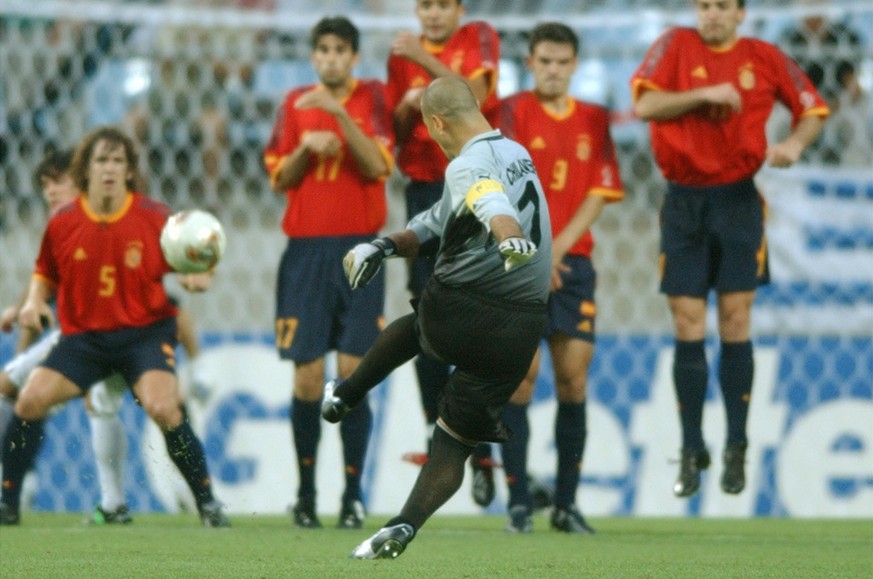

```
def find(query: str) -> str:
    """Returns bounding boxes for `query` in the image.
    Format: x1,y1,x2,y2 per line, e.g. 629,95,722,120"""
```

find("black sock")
1,418,44,510
340,398,372,504
500,402,531,508
719,340,753,446
674,340,708,451
415,352,448,425
163,411,214,507
554,401,585,509
394,425,473,530
291,397,321,502
335,313,421,408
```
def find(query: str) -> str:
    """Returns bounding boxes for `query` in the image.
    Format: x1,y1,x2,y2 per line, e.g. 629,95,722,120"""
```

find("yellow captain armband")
465,179,504,211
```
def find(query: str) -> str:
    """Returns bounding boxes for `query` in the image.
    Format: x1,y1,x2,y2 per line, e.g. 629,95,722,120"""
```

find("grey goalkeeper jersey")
407,129,552,304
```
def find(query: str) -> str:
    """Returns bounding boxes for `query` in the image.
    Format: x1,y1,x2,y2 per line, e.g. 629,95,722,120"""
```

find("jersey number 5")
99,266,116,297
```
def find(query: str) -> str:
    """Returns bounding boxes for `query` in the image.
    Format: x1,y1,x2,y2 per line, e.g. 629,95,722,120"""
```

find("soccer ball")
160,209,227,273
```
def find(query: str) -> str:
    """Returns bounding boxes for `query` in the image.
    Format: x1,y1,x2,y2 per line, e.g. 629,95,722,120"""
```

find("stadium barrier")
3,331,870,518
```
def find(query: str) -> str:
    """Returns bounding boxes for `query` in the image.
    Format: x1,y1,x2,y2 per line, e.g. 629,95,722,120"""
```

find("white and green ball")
160,209,227,273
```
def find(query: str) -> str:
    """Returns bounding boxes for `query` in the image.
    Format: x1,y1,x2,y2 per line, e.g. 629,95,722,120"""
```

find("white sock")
89,414,127,511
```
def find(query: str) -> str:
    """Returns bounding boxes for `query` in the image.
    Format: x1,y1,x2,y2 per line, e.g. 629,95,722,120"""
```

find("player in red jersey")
631,0,828,498
263,16,393,530
386,0,500,183
0,126,229,527
386,0,501,507
498,23,624,534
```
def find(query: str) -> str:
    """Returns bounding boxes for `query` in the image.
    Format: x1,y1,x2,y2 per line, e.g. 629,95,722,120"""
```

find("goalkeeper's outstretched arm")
343,229,422,290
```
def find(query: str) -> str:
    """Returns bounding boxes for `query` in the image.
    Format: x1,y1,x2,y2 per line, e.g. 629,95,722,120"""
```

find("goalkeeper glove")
343,237,396,289
498,237,537,271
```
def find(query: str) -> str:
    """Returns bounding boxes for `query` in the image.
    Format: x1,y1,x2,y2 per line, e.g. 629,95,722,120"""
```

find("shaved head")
421,76,480,121
420,76,493,159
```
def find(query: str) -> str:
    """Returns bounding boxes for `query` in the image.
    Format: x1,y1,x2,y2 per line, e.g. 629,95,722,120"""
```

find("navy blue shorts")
275,236,385,362
405,181,443,296
417,278,547,443
41,317,178,392
660,178,770,297
547,255,596,343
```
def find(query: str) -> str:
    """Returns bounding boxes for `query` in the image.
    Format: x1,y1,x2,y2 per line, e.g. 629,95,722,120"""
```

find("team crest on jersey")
739,64,755,90
579,300,596,317
74,247,87,261
692,65,708,79
576,135,591,161
124,241,144,269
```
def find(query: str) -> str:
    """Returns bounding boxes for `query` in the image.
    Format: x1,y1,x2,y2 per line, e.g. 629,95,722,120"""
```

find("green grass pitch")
1,513,870,578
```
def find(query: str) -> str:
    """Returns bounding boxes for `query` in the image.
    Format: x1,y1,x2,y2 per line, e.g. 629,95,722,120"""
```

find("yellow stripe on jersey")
589,186,625,203
465,179,505,211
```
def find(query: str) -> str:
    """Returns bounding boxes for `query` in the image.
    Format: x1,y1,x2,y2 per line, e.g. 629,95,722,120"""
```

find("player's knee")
293,379,324,401
669,299,706,339
141,399,183,430
0,372,19,399
510,377,535,404
293,359,326,401
718,309,751,340
14,392,49,421
672,313,705,339
556,377,587,403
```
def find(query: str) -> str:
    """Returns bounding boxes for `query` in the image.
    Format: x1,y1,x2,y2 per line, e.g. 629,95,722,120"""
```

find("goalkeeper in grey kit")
322,76,552,560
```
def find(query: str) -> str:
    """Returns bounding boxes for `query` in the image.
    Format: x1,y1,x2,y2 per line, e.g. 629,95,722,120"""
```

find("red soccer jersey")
33,193,177,335
386,21,500,182
630,27,829,186
264,79,393,238
500,92,624,257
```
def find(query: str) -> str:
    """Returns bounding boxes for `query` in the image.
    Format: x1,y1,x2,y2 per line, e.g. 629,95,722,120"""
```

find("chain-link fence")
3,1,870,336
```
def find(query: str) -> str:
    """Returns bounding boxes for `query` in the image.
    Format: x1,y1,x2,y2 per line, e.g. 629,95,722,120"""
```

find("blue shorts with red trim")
660,178,770,297
547,254,596,343
275,236,384,362
42,317,177,392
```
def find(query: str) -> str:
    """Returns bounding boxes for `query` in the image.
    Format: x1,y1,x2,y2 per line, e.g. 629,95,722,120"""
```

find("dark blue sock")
500,402,531,508
1,418,44,510
340,397,372,504
673,340,708,451
291,397,321,502
163,410,215,507
719,340,753,446
554,402,585,509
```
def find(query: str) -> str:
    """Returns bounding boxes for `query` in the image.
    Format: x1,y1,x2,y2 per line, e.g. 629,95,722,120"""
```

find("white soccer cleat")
321,379,350,423
349,523,415,560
